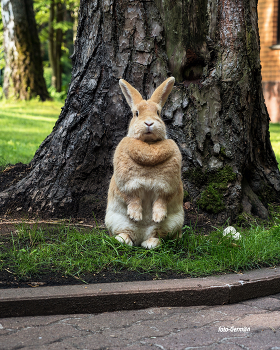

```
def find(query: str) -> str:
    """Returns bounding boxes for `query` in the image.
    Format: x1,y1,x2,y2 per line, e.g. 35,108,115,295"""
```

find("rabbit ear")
119,79,143,109
149,77,175,108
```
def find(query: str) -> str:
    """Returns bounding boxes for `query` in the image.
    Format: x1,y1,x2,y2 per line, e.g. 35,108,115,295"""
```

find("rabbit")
105,77,184,249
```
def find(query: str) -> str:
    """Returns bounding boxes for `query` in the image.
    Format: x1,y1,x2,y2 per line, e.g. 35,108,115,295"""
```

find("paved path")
1,293,280,349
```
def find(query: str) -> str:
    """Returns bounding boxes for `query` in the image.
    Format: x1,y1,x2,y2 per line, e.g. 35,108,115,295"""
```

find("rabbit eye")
157,110,160,116
135,111,139,117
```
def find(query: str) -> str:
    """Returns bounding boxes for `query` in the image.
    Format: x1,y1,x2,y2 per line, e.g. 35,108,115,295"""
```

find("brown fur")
105,77,184,248
114,137,182,192
126,138,175,166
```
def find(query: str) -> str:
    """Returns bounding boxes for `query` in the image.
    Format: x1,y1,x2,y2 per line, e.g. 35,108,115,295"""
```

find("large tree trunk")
0,0,49,100
0,0,279,224
155,0,280,221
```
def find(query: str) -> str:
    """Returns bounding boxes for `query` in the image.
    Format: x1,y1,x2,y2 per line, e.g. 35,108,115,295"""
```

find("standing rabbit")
105,77,184,249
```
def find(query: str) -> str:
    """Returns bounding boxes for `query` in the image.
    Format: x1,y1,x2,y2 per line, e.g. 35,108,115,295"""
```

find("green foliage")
43,66,52,88
33,0,79,94
43,66,68,100
0,100,62,165
61,52,73,89
34,0,79,38
48,86,67,101
0,1,79,93
0,9,4,86
53,20,73,31
0,8,3,48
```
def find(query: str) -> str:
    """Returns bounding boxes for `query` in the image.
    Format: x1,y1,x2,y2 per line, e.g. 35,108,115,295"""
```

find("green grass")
0,100,62,166
1,207,280,279
270,123,280,166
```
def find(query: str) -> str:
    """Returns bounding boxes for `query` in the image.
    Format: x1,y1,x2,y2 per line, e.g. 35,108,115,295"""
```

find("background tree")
48,0,72,92
0,0,49,100
0,0,279,224
34,0,79,94
48,0,62,92
0,9,4,90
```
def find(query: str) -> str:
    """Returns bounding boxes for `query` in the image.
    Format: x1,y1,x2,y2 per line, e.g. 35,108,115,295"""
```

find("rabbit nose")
145,121,154,126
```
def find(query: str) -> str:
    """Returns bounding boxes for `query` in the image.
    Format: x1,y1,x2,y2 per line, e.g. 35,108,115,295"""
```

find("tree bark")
0,0,279,224
156,0,280,222
1,0,49,100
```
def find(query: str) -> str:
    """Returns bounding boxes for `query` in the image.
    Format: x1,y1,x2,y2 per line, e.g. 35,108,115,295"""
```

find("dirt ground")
0,267,210,289
0,163,30,193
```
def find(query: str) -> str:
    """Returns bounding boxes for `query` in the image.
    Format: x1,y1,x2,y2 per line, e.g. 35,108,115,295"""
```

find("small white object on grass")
223,226,241,240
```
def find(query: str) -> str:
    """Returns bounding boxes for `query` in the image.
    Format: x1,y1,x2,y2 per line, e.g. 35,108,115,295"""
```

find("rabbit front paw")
152,199,167,223
127,202,142,221
152,208,167,223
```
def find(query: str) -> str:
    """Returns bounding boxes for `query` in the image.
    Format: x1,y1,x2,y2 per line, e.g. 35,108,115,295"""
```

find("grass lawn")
1,207,280,279
0,100,63,166
270,123,280,166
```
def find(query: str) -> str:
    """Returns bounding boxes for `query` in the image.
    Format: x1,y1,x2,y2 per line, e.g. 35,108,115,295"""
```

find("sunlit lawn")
270,123,280,167
0,100,63,166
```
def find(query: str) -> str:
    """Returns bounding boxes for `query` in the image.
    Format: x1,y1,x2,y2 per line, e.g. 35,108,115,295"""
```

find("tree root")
242,178,268,219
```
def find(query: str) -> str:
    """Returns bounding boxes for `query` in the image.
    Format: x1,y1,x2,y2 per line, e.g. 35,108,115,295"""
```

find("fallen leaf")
28,282,45,287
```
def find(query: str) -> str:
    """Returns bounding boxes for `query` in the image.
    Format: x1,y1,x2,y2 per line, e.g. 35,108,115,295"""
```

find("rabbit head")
119,77,175,142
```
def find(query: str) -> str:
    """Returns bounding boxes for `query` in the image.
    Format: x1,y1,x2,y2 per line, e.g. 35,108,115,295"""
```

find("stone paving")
1,293,280,349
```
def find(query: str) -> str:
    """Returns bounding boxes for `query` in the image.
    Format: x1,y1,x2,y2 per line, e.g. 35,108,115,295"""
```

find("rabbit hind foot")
115,232,134,246
141,237,160,249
